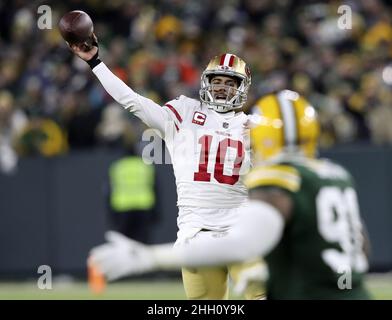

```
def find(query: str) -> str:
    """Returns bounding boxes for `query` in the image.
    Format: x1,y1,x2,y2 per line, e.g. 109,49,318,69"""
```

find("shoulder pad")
245,164,301,192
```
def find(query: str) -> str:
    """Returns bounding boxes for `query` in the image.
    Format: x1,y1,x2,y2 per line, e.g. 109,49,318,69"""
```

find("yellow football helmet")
250,90,320,162
199,53,251,113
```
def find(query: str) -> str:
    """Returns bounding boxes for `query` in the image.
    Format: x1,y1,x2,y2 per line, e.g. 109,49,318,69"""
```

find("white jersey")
93,62,251,230
162,95,251,208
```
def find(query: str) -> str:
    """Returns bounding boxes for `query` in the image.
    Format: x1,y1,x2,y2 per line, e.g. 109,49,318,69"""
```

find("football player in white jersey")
67,35,265,299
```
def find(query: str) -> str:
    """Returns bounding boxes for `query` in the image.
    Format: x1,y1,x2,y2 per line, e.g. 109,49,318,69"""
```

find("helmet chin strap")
207,103,239,114
211,106,233,113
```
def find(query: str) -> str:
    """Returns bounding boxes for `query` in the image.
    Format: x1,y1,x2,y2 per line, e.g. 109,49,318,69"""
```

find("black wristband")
87,51,101,69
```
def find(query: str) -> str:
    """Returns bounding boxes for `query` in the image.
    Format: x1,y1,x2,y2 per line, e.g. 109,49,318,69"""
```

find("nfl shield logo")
223,122,229,129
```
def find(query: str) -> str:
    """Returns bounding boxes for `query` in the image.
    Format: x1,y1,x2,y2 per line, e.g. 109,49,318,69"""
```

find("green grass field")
0,274,391,300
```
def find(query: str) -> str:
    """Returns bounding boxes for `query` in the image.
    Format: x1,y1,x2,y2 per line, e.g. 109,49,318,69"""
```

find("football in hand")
58,10,95,51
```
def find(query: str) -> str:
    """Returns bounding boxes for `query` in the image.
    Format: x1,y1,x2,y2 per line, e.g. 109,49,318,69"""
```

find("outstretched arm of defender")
89,196,286,281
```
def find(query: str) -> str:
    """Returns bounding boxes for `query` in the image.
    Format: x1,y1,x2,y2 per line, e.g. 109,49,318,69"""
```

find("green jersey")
245,157,371,299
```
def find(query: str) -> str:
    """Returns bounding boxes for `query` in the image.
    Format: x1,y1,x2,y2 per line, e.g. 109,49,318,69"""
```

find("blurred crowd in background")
0,0,392,174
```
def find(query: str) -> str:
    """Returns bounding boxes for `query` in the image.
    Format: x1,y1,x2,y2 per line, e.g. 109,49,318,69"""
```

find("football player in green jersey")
241,89,370,299
90,90,371,299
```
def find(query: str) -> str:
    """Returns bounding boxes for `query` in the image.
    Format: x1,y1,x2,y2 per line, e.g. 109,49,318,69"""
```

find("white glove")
233,263,269,297
89,231,157,281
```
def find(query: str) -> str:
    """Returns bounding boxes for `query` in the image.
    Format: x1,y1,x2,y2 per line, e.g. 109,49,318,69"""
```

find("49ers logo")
192,112,207,126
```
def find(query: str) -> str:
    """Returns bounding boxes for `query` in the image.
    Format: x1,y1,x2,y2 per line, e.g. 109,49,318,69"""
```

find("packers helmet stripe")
277,91,298,150
293,98,301,146
271,94,285,147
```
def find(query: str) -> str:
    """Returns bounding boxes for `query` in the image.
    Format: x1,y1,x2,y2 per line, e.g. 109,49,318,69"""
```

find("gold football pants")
181,258,266,300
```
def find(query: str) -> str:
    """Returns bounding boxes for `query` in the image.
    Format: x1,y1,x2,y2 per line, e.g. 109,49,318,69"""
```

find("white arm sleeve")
151,200,285,269
92,62,171,136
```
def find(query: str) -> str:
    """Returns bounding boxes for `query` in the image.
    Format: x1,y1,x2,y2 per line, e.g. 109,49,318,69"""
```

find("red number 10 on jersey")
193,135,244,185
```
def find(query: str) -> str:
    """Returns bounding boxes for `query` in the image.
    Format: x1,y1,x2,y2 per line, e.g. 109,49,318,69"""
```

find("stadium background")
0,0,392,299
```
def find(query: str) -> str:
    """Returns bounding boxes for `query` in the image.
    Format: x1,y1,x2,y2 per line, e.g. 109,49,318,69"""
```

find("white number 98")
316,187,368,273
